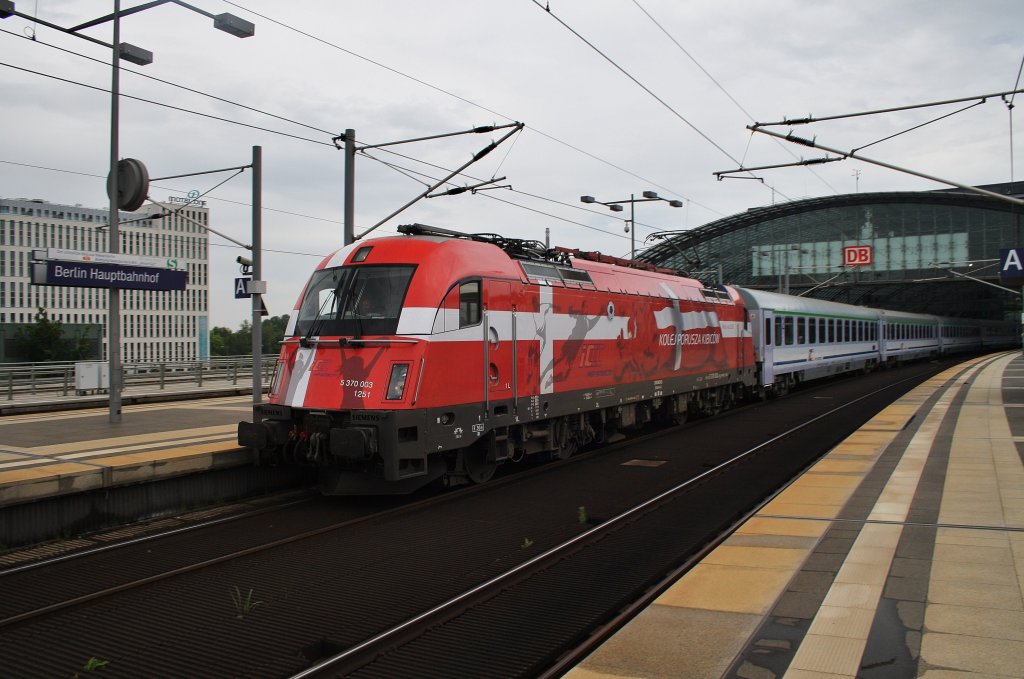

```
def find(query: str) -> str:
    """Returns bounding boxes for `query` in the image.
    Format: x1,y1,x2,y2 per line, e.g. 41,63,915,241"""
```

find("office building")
0,196,210,362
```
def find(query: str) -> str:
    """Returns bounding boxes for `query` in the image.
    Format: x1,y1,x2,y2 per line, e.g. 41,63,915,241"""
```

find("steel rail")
0,493,316,577
536,354,1001,678
0,421,645,629
289,361,961,678
0,486,466,629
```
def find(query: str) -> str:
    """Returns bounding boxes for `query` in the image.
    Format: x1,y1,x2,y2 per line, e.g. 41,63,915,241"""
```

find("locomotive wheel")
462,437,497,484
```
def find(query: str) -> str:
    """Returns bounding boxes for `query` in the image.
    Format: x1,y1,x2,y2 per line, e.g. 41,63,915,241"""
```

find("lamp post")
27,0,252,422
2,3,255,422
580,191,683,259
107,0,127,423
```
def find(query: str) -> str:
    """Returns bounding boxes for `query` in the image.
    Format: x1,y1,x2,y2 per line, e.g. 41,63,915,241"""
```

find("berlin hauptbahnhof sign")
31,248,187,292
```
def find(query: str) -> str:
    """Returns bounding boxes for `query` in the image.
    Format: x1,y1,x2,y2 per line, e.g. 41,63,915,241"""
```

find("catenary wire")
2,7,719,235
0,159,342,232
358,152,631,241
218,1,712,212
0,60,334,147
0,27,336,137
0,46,701,234
630,0,838,195
371,142,678,237
361,149,654,240
1008,52,1024,183
530,0,791,204
2,9,721,231
529,0,735,161
851,100,985,154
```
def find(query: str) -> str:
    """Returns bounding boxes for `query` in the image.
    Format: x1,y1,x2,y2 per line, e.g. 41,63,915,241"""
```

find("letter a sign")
999,248,1024,284
234,277,252,299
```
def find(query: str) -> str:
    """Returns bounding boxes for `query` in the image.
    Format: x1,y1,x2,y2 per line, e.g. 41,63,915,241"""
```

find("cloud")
2,0,1022,329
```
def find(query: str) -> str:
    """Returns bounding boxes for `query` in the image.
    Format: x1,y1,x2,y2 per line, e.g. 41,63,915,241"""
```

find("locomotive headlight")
386,363,410,400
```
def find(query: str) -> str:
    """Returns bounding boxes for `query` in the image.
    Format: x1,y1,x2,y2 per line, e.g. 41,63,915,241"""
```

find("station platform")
0,394,253,507
567,350,1024,679
2,355,1021,677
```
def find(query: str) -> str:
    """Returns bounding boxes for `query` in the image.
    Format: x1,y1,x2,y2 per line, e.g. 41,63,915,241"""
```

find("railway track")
0,361,951,678
295,361,954,678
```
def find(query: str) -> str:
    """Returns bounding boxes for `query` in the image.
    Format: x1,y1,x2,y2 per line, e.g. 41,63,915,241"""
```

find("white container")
75,361,109,392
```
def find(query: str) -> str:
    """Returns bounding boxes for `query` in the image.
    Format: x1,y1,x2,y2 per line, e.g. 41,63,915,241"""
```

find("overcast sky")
2,0,1022,329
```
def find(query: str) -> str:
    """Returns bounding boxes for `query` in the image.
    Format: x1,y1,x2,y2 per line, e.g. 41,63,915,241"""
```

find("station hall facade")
639,182,1024,322
0,197,211,363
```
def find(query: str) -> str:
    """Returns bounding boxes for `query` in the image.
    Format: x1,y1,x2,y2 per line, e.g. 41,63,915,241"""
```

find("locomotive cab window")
293,265,415,337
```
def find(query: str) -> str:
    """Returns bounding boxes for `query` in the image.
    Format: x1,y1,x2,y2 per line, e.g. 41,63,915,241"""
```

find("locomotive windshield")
294,265,415,337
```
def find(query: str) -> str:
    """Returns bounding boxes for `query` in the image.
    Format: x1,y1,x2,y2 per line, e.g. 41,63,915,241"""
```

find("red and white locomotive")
238,224,1020,492
238,224,758,493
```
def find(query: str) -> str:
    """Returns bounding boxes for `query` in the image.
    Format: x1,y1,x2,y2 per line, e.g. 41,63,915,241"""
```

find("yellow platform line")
0,433,238,472
0,395,251,425
782,353,1014,678
565,353,997,679
0,440,250,505
21,424,238,456
919,353,1024,677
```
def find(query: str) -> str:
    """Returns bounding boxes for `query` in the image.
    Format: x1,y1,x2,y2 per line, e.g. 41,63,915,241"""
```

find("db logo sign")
844,245,873,267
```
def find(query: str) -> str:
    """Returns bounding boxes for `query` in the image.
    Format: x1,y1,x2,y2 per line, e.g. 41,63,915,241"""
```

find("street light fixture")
2,1,254,423
579,191,683,259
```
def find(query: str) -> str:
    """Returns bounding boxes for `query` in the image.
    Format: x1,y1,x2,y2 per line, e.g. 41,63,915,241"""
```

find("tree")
261,315,289,354
11,307,94,362
209,315,290,356
209,326,234,356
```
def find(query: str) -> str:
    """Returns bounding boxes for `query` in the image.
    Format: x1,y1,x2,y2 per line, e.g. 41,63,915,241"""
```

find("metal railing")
0,356,277,402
